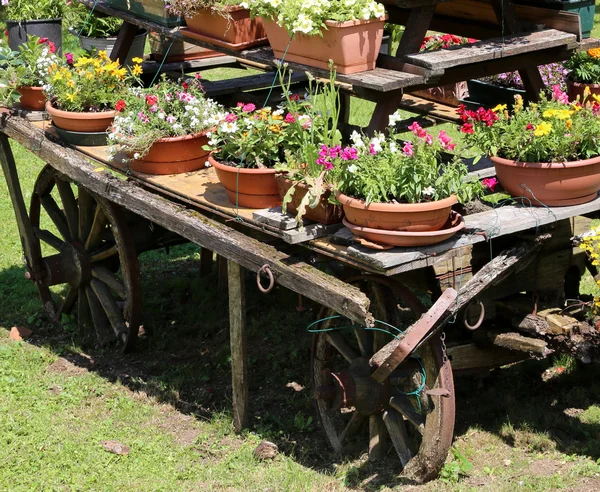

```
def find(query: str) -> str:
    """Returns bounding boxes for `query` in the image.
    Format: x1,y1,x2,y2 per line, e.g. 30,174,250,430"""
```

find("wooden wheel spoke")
91,266,126,299
368,414,388,461
354,327,373,357
40,194,72,242
338,411,367,446
33,227,65,251
90,278,128,342
389,396,425,435
85,205,108,251
78,186,95,244
89,245,118,263
325,331,359,363
383,409,413,468
56,179,79,240
58,286,78,316
85,285,115,346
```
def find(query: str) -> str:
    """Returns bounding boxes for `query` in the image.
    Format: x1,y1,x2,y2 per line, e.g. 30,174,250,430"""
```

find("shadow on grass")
5,243,600,488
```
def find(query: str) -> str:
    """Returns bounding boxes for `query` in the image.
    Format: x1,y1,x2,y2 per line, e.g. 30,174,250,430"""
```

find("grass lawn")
3,13,600,491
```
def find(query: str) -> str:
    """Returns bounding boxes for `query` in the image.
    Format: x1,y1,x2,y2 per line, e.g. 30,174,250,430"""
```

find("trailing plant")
420,33,476,51
243,0,386,36
459,87,600,162
44,50,142,112
565,48,600,84
330,114,483,205
482,63,568,91
2,0,65,20
164,0,243,17
108,74,224,162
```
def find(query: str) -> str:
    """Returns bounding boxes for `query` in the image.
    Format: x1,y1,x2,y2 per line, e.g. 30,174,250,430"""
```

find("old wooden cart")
2,0,600,481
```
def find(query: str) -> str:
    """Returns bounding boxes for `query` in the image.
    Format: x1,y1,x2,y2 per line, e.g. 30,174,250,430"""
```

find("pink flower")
290,94,301,101
482,177,498,192
408,121,422,135
65,53,74,65
137,111,150,123
242,103,256,113
225,113,237,123
149,105,158,113
284,113,295,123
402,142,413,156
166,94,172,102
369,143,377,155
236,102,245,107
552,84,569,104
329,145,341,159
425,134,433,145
341,147,358,160
166,115,176,124
438,130,455,150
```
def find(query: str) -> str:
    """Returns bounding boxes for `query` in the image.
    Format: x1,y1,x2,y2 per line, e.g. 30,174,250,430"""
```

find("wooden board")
404,29,576,70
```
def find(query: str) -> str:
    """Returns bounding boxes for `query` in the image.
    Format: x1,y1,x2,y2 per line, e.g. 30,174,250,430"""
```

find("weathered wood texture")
228,261,248,432
484,331,553,357
252,208,343,244
447,343,529,372
0,116,373,326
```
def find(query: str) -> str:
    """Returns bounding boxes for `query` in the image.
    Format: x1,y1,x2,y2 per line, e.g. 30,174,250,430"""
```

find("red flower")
38,37,49,44
526,123,534,130
145,95,158,106
290,93,301,101
115,100,126,112
460,123,474,134
181,81,189,90
47,41,56,54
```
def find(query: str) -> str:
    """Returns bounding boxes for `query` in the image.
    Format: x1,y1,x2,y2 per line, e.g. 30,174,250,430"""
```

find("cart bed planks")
0,115,373,326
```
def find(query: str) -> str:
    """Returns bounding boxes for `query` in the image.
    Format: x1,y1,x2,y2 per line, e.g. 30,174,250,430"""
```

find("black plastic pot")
6,18,63,54
463,79,528,109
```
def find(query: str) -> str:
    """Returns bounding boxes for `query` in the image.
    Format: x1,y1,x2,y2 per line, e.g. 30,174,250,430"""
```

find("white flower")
133,153,141,159
293,13,314,34
361,8,371,20
205,161,212,168
423,186,436,196
206,131,212,137
220,121,238,133
240,1,249,7
347,164,358,174
389,141,397,153
388,110,402,127
372,3,385,17
344,0,356,5
369,136,384,153
273,109,284,117
350,130,362,145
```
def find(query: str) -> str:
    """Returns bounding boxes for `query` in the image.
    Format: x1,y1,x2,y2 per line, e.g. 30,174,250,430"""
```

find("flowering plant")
44,51,142,112
330,114,483,205
459,87,600,162
164,0,242,17
565,48,600,84
578,225,600,314
108,74,223,161
481,63,568,91
0,46,21,107
13,35,59,87
420,33,476,51
2,0,64,20
243,0,386,36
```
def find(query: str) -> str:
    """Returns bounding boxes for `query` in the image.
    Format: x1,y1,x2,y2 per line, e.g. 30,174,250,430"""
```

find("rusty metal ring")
256,264,274,293
463,300,485,331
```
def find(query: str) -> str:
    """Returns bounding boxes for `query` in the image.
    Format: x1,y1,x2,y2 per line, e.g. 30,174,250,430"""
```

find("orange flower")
268,125,281,133
588,47,600,59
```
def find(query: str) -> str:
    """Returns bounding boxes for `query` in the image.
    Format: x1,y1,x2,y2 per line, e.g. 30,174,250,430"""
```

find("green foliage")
439,446,473,483
245,0,386,36
0,45,22,107
293,411,313,432
66,3,123,38
565,49,600,84
2,0,64,20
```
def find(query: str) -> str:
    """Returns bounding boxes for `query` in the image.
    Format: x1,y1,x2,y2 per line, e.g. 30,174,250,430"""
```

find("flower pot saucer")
343,211,465,249
179,28,268,51
52,124,108,147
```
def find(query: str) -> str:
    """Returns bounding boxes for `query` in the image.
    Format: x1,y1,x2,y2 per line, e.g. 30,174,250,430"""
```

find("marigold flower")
588,47,600,59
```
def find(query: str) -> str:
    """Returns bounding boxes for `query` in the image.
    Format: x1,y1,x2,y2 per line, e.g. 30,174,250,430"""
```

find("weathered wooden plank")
447,343,529,372
228,260,248,431
404,30,576,70
202,71,307,97
142,55,239,75
0,116,373,325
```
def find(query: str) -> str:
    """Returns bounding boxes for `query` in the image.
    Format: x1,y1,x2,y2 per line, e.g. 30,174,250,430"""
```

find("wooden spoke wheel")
28,165,141,351
312,276,455,482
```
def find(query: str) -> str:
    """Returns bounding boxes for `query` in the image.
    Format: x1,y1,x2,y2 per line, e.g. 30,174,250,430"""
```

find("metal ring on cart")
257,264,275,293
463,300,485,331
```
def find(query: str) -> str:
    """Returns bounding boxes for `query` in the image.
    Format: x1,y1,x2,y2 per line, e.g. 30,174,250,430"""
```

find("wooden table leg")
228,260,248,432
366,92,405,135
200,247,213,276
110,21,138,65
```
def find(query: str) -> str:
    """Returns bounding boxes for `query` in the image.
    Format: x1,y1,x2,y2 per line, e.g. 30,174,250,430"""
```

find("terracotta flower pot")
129,131,212,175
209,154,280,209
275,175,343,225
343,211,465,248
491,155,600,206
17,86,46,111
262,16,386,75
183,7,267,49
336,191,458,232
566,79,600,103
46,101,116,132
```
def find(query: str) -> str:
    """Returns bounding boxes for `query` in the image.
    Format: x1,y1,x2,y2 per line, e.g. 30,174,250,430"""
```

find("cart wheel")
312,276,455,482
28,166,141,352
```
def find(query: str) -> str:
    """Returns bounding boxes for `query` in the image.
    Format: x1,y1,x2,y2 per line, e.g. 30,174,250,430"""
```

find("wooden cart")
2,0,600,481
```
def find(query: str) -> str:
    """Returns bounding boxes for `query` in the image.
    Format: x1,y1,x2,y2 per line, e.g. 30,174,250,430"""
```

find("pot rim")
264,15,386,29
491,154,600,169
6,17,62,24
45,100,117,118
566,77,600,88
17,85,43,90
342,211,465,237
70,27,148,41
152,128,215,144
208,154,278,174
336,191,458,212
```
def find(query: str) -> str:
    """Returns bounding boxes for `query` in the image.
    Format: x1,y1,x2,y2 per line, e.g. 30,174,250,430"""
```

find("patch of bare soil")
568,478,600,491
47,353,94,375
525,458,572,477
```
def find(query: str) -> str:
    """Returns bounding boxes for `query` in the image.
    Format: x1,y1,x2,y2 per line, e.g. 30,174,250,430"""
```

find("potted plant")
459,87,600,206
106,0,183,27
67,4,147,66
205,100,308,209
244,0,387,74
564,48,600,102
3,0,64,54
44,51,143,133
107,74,224,175
0,46,22,110
164,0,266,49
330,115,483,247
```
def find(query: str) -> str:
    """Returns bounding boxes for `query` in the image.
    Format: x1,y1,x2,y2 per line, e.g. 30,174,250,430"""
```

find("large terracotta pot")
17,86,46,111
566,78,600,103
262,16,386,75
183,7,267,49
209,154,280,209
491,155,600,206
46,101,116,132
275,175,343,225
129,131,212,175
337,192,458,232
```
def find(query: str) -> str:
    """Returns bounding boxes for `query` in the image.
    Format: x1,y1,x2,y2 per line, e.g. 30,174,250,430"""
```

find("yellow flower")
65,92,76,102
491,104,507,112
66,79,75,88
593,94,600,103
268,125,281,133
85,71,94,80
588,47,600,59
74,56,91,67
555,109,573,120
513,94,523,112
131,57,143,64
571,102,583,111
132,64,143,76
584,86,591,98
543,109,558,118
566,119,572,129
98,50,109,60
533,121,552,137
52,72,63,82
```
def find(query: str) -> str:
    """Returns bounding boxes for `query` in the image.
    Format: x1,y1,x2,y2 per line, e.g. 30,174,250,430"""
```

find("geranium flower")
460,123,474,134
145,95,158,106
115,99,126,112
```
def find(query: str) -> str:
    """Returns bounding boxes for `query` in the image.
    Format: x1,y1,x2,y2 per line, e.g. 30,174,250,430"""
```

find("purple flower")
166,115,176,124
